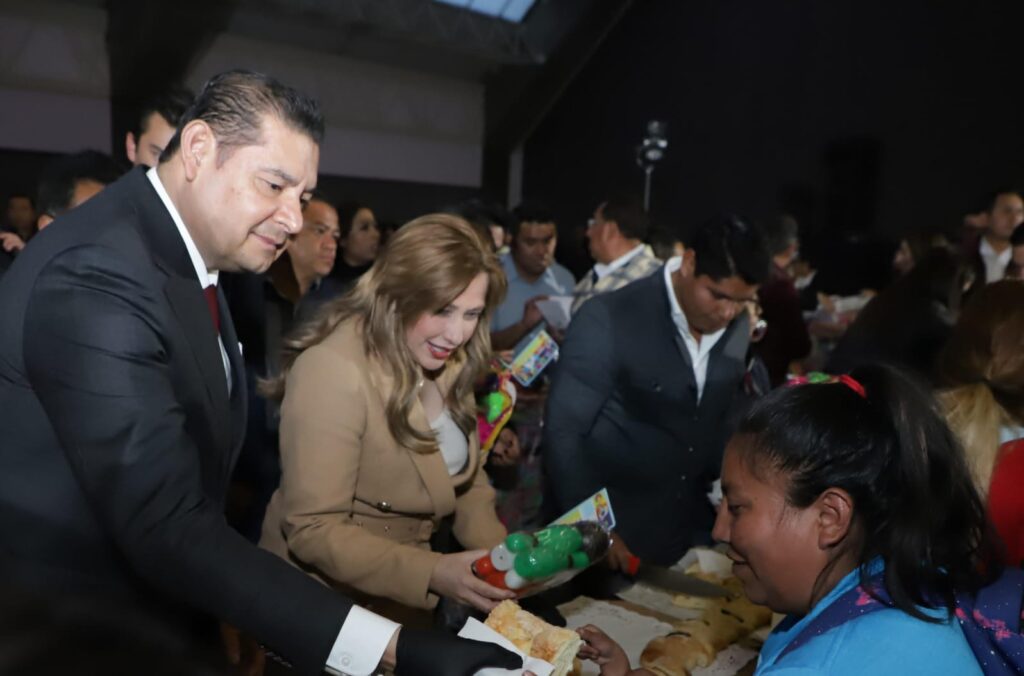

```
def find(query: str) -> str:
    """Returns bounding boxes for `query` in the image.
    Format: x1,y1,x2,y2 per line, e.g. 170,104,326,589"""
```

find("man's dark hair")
761,214,800,256
131,86,194,139
968,187,1023,215
648,223,682,261
160,70,324,164
691,213,771,284
511,202,554,238
448,199,513,250
36,150,123,218
600,194,649,241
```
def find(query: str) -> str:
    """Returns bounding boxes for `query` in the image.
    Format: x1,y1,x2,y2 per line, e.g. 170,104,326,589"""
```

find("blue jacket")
757,561,982,675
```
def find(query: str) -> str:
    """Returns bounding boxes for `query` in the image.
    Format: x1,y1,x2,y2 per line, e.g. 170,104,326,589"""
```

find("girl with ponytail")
711,364,997,674
578,364,1023,675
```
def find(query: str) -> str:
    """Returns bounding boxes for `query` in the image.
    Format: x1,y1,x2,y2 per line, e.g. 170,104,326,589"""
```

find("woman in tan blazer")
260,214,514,624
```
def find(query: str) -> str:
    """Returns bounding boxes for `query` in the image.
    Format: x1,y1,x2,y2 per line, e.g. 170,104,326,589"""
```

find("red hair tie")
787,372,867,399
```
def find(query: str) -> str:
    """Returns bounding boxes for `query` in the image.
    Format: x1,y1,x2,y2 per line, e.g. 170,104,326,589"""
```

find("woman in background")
333,200,381,287
940,280,1024,565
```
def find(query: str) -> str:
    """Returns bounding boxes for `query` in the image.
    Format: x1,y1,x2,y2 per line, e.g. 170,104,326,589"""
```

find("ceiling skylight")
434,0,537,23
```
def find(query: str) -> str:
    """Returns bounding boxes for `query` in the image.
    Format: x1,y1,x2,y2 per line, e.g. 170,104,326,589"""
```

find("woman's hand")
0,232,26,252
429,550,517,611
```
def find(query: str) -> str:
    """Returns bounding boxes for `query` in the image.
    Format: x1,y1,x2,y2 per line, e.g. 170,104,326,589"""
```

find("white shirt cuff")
325,606,401,676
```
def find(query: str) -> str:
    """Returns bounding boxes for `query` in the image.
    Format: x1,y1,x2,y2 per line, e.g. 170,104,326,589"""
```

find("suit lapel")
128,167,233,457
652,270,695,373
218,286,248,463
365,354,457,518
406,397,458,517
164,278,233,454
699,312,749,415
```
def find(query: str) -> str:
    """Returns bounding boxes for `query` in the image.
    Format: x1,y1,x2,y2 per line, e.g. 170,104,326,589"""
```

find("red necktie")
203,285,220,334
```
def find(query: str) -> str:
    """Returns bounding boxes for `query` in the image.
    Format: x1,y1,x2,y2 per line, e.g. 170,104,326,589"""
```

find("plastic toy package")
472,521,611,598
477,367,516,454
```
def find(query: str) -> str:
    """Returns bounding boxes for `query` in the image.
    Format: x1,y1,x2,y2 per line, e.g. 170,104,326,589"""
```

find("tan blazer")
260,319,506,616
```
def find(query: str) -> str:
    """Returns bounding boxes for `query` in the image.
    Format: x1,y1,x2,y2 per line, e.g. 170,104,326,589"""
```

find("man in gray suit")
544,214,771,568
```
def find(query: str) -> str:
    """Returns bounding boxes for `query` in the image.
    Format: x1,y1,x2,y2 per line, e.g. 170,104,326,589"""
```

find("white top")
146,167,231,393
980,236,1012,283
593,243,646,280
662,256,726,402
1000,425,1024,445
432,409,470,476
148,168,398,675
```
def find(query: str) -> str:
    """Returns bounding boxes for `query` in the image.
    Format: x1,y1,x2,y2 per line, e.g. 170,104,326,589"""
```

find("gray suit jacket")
543,268,749,565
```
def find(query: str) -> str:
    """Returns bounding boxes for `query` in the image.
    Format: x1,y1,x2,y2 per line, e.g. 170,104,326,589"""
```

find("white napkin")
535,296,573,330
458,617,554,676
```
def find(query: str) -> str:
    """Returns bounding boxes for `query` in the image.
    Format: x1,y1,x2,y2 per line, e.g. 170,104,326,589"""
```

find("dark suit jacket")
543,269,750,565
0,167,351,676
0,247,13,280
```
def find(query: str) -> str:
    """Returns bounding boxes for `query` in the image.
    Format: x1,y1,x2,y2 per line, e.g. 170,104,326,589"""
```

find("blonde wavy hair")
938,281,1024,495
261,213,507,454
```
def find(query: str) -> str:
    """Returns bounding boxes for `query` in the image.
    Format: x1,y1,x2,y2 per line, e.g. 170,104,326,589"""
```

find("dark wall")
314,174,478,226
524,0,1024,252
0,149,62,228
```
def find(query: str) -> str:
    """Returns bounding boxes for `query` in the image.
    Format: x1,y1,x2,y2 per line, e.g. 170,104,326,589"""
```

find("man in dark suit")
0,70,517,676
544,215,771,568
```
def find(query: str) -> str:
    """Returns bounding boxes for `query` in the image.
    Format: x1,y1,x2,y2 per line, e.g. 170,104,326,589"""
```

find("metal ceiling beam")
481,0,634,204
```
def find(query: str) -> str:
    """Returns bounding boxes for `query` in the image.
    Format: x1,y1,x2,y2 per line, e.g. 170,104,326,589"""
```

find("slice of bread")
642,575,772,675
485,600,583,676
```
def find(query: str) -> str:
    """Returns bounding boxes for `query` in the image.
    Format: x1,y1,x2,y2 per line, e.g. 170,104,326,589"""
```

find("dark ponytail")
736,364,999,621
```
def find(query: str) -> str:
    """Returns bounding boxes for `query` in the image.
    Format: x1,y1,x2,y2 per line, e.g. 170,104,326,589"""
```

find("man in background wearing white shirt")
544,214,770,573
967,188,1024,284
491,203,576,349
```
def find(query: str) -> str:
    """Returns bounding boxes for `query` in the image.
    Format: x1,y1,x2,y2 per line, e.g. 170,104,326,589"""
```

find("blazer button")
687,446,694,453
383,525,391,533
377,501,392,512
680,474,687,481
652,382,662,392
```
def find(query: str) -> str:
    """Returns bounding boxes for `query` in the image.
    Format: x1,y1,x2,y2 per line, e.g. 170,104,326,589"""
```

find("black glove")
394,627,523,676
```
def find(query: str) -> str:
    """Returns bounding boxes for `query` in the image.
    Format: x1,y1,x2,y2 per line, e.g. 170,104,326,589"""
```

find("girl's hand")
577,625,633,675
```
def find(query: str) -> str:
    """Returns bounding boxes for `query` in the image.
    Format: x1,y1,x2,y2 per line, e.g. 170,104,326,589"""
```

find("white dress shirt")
980,237,1012,283
146,167,231,392
663,256,725,402
592,243,646,280
147,167,399,676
